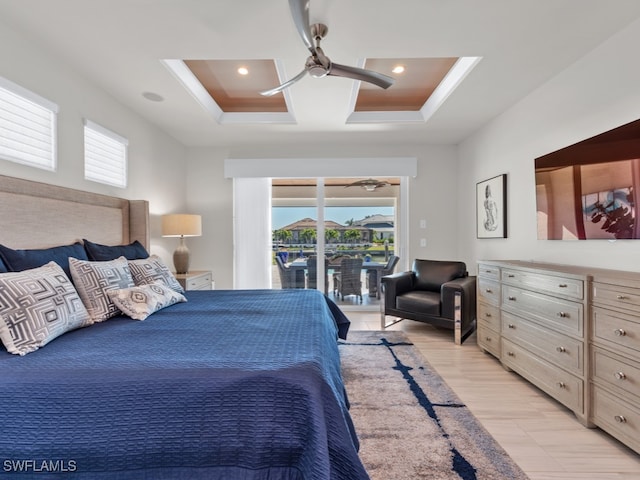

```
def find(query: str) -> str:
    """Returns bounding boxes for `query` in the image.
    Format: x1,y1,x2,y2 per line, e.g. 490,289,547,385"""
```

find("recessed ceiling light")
142,91,164,102
237,67,249,75
391,65,405,74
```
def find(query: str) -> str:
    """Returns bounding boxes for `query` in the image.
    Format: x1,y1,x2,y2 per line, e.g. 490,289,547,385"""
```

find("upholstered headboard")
0,175,149,250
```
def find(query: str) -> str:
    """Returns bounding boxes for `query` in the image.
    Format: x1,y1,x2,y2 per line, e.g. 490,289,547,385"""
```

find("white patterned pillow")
128,255,184,293
0,262,92,355
69,256,134,323
107,283,186,321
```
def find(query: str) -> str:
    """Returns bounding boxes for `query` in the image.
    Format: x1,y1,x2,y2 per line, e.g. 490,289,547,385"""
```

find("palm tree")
344,229,361,244
300,228,317,244
273,229,293,245
325,228,339,244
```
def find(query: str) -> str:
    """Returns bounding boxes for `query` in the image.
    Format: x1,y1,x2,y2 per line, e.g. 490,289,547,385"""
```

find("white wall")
186,144,460,289
458,17,640,274
0,18,188,265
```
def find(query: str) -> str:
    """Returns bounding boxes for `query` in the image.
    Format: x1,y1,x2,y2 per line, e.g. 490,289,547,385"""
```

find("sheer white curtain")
232,177,272,289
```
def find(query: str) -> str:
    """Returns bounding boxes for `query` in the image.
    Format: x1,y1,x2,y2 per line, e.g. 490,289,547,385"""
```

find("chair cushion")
396,291,441,316
413,259,466,291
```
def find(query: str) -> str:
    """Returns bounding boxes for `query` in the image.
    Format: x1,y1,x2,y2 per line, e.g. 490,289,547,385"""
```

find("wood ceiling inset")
355,58,458,112
184,59,287,113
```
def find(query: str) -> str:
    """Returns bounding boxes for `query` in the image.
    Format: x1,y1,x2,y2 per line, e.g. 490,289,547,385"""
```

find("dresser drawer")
592,307,640,354
478,301,500,331
502,285,584,338
502,311,583,375
477,263,500,281
478,277,501,306
477,324,500,358
591,386,640,454
593,281,640,312
502,268,583,300
591,347,640,399
502,338,583,414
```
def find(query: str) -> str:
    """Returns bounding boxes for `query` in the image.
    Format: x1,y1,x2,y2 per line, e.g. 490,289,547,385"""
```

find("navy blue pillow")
83,239,149,261
0,242,88,279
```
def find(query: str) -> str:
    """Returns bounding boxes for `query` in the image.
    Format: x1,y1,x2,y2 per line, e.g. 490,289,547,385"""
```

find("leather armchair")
381,259,477,344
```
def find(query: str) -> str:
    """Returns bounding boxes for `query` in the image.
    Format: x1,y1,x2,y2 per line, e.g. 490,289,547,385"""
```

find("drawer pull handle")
614,372,627,381
614,415,627,424
485,313,492,317
508,296,516,301
484,270,493,273
616,294,629,300
614,329,627,337
485,337,492,342
507,351,515,357
556,346,566,353
507,274,515,278
558,284,568,288
485,288,493,293
508,324,515,329
557,312,568,318
557,382,566,389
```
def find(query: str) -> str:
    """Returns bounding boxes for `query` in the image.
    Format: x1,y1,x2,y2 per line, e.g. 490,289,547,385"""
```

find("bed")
0,175,368,479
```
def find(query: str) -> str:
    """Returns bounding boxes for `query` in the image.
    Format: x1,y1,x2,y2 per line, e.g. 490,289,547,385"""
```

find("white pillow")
107,283,186,320
128,255,184,293
69,256,134,323
0,262,91,355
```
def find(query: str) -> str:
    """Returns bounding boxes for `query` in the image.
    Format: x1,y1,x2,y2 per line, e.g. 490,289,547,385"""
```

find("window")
84,119,128,188
0,76,58,171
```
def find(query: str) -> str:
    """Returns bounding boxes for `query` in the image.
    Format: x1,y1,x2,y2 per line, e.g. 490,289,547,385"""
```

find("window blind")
0,77,58,171
84,119,128,188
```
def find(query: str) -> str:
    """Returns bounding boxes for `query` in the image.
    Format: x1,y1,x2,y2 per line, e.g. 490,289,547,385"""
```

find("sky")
272,206,394,230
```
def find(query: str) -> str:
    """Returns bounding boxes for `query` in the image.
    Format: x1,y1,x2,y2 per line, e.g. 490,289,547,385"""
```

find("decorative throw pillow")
69,256,135,323
0,262,92,355
128,255,184,293
0,242,88,279
107,283,186,321
83,239,149,261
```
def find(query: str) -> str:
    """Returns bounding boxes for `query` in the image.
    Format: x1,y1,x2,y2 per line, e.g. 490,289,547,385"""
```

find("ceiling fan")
260,0,395,96
345,178,390,192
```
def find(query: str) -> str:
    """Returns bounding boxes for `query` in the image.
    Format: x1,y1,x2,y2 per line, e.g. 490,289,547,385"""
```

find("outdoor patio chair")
275,255,304,289
306,256,329,293
334,257,363,303
367,255,399,297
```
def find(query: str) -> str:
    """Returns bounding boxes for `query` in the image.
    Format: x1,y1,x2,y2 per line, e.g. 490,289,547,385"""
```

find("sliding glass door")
271,177,400,310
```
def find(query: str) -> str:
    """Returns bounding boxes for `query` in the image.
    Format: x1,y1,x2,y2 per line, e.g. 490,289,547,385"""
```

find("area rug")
340,331,529,480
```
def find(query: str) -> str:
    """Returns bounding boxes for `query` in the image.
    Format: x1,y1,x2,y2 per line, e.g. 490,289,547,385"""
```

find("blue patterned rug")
340,331,529,480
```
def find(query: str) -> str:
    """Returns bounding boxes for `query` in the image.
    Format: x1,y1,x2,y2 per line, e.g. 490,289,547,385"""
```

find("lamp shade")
161,214,202,237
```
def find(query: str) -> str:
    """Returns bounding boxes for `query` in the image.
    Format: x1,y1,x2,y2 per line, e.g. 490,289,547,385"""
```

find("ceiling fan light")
392,65,405,74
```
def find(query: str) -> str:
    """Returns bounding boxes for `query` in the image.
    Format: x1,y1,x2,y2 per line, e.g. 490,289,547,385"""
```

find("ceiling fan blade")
259,68,308,96
288,0,316,54
328,63,395,89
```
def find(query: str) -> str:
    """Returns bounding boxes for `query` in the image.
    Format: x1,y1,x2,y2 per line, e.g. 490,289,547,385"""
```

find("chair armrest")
441,276,477,326
381,271,414,305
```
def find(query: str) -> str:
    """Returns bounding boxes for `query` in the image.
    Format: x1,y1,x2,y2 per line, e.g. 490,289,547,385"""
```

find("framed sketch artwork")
476,174,507,238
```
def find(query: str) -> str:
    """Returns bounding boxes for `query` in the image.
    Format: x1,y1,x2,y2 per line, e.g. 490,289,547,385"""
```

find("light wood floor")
347,311,640,480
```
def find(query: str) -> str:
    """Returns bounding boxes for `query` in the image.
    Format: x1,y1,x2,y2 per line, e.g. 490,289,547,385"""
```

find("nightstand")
175,270,213,291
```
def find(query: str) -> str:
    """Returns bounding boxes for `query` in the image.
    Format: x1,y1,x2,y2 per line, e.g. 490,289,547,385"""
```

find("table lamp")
161,214,202,274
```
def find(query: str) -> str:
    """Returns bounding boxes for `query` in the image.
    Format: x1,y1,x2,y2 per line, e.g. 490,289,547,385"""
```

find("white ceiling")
2,0,640,148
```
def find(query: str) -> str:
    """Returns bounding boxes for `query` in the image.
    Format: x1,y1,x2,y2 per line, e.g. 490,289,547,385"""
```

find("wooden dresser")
589,269,640,454
477,260,591,425
477,260,640,453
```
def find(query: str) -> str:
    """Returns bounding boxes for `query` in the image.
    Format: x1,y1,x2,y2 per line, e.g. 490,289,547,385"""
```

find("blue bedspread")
0,289,368,479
